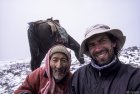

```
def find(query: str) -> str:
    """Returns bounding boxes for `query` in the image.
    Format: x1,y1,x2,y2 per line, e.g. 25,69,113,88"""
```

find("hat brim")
80,29,126,56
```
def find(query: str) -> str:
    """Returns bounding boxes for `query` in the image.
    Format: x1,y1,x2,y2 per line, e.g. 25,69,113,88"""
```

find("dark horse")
28,18,84,71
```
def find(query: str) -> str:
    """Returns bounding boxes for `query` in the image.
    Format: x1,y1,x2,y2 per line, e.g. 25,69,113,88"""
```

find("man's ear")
69,50,71,58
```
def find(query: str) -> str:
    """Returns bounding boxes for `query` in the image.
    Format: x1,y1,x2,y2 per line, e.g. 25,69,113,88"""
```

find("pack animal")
28,18,84,71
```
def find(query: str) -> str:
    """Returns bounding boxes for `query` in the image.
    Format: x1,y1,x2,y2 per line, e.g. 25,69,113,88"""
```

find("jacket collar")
91,57,117,70
90,57,121,76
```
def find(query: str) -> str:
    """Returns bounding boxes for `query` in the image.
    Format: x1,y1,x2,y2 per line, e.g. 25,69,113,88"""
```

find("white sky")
0,0,140,61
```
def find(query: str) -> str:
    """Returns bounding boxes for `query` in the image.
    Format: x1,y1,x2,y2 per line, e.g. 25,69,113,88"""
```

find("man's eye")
61,59,67,62
101,39,106,42
88,44,95,48
100,38,108,43
52,59,58,62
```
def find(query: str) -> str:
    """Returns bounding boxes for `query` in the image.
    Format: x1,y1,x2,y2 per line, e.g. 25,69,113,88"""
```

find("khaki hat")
80,24,126,56
50,44,70,60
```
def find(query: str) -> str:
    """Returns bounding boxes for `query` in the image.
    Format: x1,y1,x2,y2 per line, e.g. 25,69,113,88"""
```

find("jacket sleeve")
14,68,41,94
68,68,82,94
127,68,140,93
68,74,77,94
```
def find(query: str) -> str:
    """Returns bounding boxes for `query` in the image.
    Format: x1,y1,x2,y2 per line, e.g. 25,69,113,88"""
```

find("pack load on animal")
28,17,85,71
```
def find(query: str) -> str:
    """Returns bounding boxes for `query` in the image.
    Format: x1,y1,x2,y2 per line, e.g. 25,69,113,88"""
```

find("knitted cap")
50,45,70,59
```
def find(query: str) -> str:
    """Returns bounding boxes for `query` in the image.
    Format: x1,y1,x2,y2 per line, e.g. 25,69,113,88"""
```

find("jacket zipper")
99,70,101,77
96,70,104,94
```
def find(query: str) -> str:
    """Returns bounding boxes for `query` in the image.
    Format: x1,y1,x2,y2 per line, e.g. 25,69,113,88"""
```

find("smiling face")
50,52,70,82
87,33,116,66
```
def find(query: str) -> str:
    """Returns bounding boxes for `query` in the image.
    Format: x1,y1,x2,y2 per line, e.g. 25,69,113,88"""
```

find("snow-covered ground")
0,46,140,94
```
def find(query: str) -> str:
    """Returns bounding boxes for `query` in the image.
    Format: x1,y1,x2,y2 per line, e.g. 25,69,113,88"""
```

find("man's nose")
94,44,102,52
56,61,62,68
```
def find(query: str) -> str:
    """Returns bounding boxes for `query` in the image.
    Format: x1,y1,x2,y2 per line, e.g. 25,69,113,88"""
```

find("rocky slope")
0,46,140,94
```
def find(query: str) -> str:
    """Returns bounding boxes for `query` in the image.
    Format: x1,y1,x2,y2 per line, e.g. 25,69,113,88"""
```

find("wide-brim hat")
80,24,126,56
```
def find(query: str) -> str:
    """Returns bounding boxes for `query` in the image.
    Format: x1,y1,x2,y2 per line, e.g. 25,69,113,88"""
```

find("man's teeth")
96,52,106,57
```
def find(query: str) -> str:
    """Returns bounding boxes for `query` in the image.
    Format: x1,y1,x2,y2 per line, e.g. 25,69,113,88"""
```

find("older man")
14,44,72,94
69,24,140,94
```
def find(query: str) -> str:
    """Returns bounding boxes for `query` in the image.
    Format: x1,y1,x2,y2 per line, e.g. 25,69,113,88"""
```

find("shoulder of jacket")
28,67,46,80
73,64,91,75
120,63,140,78
121,63,140,71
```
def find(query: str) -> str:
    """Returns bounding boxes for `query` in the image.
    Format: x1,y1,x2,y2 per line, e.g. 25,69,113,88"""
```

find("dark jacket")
69,59,140,94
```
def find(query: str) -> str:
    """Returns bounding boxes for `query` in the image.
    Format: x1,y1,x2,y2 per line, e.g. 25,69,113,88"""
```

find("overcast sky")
0,0,140,61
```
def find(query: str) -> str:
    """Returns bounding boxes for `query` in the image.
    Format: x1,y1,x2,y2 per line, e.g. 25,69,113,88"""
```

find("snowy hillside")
119,46,140,67
0,46,140,94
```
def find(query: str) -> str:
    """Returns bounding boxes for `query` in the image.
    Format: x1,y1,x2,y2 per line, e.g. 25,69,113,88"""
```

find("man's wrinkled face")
50,53,70,82
87,33,116,65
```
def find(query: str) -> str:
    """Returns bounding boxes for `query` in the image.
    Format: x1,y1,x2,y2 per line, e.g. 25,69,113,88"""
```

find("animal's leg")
67,35,85,64
28,25,44,71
